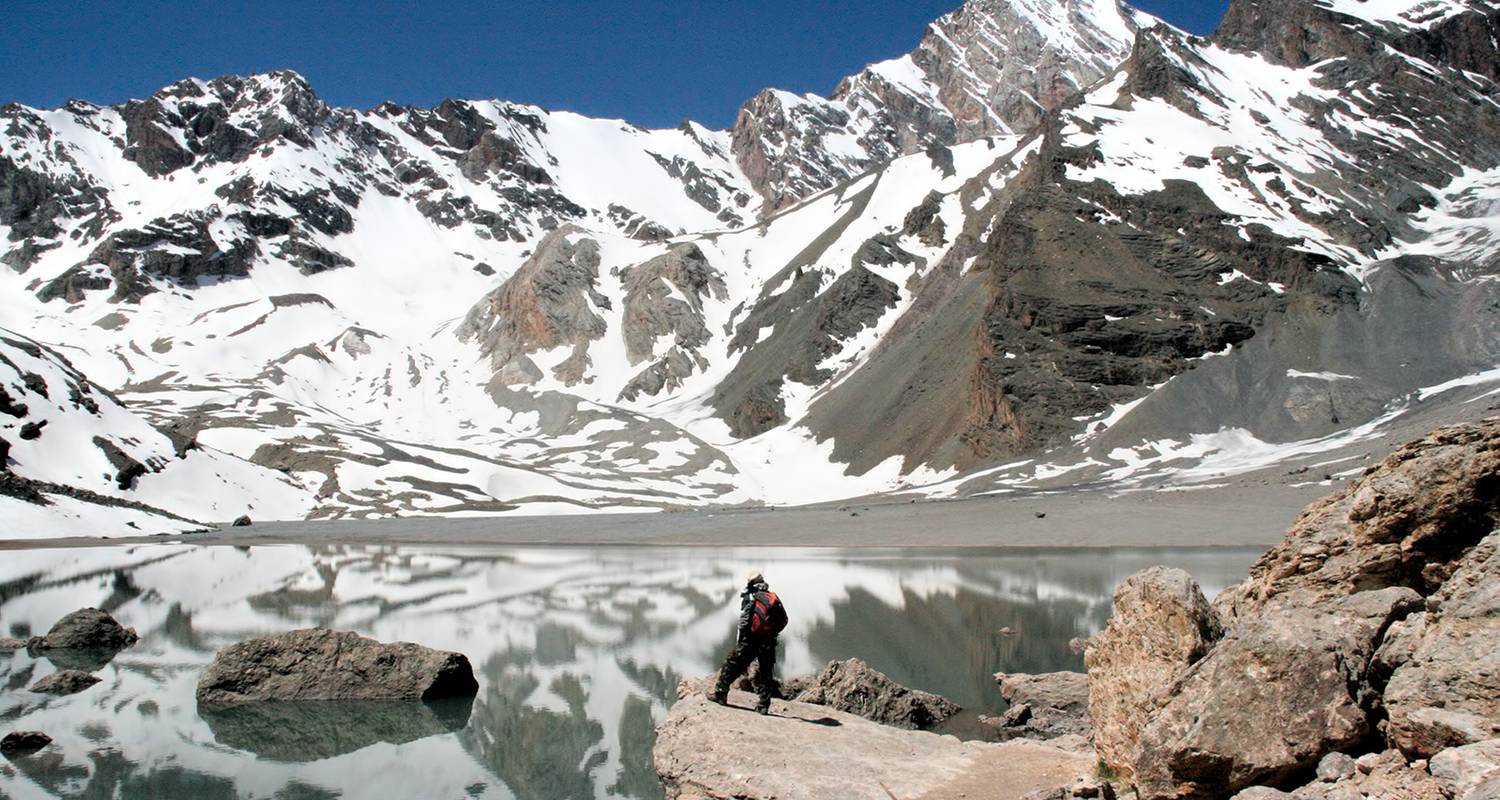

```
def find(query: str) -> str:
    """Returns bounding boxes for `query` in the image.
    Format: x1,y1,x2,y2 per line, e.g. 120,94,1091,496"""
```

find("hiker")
707,570,787,715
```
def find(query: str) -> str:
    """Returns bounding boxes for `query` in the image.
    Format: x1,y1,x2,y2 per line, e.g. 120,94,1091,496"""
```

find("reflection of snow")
0,544,1259,800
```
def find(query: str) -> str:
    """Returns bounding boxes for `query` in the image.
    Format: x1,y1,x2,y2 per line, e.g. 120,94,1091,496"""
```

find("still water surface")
0,545,1260,799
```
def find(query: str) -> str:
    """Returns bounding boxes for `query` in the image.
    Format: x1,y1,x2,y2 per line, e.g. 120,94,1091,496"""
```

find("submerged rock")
791,658,960,730
30,669,103,695
653,689,1092,800
989,671,1091,741
195,628,478,705
0,731,52,757
1085,567,1220,779
27,608,139,651
200,696,475,761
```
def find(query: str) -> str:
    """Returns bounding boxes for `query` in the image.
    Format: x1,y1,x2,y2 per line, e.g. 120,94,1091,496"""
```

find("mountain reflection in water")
0,544,1259,799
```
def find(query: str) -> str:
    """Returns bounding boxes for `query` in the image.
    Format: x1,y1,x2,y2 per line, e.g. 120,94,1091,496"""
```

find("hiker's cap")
744,569,764,585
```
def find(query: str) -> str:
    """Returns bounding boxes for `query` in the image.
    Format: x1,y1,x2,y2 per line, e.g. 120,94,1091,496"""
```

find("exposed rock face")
618,242,727,401
0,731,52,757
195,628,479,705
455,226,606,386
27,608,139,651
653,689,1092,800
991,671,1091,740
1085,567,1220,779
791,657,961,730
30,669,103,695
729,0,1144,210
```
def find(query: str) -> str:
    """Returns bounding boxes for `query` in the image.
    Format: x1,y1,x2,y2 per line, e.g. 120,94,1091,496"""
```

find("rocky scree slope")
3,0,1500,532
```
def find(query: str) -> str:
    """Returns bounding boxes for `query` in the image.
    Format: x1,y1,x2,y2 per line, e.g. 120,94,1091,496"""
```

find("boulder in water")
30,669,103,695
27,608,138,651
195,628,478,706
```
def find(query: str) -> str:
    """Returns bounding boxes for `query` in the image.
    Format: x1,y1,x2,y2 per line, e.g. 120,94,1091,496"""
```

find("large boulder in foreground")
790,658,961,730
653,689,1092,800
1134,586,1421,798
1085,567,1220,778
196,628,479,705
1098,419,1500,800
990,671,1091,741
1377,530,1500,757
27,608,138,651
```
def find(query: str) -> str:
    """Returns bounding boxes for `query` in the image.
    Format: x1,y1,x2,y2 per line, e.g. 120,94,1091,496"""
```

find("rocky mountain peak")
729,0,1148,211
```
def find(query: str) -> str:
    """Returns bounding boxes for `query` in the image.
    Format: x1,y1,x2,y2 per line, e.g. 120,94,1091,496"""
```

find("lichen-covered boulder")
1084,567,1220,779
195,628,478,706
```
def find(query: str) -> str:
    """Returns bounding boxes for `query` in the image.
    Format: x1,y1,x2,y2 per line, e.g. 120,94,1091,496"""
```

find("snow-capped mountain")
3,0,1500,535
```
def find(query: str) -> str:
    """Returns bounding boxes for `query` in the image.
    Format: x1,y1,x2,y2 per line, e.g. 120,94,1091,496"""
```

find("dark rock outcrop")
30,669,103,695
195,628,479,705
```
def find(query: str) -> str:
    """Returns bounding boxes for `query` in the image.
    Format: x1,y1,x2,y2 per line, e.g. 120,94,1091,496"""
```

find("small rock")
1035,511,1047,519
0,731,52,757
1317,751,1357,782
232,515,253,527
30,670,102,695
1229,789,1292,799
19,420,46,440
0,637,25,650
998,626,1018,636
1355,752,1382,775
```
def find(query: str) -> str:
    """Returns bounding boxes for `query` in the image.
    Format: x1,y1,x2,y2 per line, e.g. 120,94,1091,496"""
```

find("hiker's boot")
755,699,770,715
706,689,727,705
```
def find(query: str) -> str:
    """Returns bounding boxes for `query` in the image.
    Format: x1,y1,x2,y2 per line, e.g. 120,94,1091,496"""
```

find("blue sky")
2,1,1231,129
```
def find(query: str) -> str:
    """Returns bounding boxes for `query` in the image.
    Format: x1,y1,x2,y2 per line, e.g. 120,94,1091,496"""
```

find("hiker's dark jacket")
737,579,772,641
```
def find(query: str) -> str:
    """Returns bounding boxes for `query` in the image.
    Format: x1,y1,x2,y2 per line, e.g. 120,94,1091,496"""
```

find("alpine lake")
0,544,1261,799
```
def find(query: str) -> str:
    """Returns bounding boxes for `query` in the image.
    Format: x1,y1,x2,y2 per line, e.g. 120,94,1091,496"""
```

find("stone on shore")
195,628,479,705
27,608,138,651
0,731,52,758
653,689,1093,800
791,657,961,730
1084,567,1220,779
30,669,103,695
990,671,1090,741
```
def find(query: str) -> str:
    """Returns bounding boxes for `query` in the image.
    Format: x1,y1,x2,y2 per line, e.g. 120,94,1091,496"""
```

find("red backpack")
749,590,788,636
